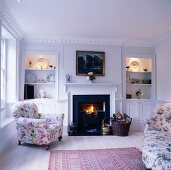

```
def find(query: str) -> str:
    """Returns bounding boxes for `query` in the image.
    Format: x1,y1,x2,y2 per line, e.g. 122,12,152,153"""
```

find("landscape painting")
76,51,105,76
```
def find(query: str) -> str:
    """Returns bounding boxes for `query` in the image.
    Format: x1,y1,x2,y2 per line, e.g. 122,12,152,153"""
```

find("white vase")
89,80,94,84
38,89,46,98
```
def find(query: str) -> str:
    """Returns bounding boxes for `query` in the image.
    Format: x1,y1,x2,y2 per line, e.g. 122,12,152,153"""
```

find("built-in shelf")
126,71,151,73
125,57,152,99
25,69,56,71
25,82,55,85
126,83,151,86
24,53,57,99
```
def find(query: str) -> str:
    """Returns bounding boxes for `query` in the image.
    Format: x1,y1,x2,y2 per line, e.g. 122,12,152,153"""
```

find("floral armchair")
142,103,171,170
12,102,64,149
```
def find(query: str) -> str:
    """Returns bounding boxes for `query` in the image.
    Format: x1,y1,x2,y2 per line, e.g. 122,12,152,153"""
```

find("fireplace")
69,95,110,135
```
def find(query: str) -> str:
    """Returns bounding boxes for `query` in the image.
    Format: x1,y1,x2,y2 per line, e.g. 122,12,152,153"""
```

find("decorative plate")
36,58,49,69
47,73,55,83
130,61,140,72
26,73,37,83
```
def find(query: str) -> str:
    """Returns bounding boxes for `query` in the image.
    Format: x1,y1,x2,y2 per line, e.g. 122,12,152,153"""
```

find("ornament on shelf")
49,65,53,69
38,89,46,98
36,58,49,69
86,72,96,84
135,89,143,99
28,60,32,69
65,74,72,83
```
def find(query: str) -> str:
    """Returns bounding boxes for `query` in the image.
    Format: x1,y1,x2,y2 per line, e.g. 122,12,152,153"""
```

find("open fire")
71,95,110,135
80,102,104,114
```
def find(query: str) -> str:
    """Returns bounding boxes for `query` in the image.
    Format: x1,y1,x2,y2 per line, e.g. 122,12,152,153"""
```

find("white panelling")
62,43,121,84
122,45,155,55
123,99,155,131
22,41,156,130
155,38,171,101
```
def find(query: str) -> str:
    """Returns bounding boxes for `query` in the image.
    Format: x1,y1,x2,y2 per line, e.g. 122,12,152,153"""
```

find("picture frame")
76,51,105,76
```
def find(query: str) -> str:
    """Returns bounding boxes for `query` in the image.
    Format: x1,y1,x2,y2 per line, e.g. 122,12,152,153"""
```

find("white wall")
22,42,122,101
21,42,123,125
21,42,156,128
59,43,122,99
155,38,171,101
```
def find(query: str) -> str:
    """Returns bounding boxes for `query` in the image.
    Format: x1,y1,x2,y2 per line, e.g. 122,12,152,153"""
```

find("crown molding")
0,0,24,40
24,36,125,45
24,35,156,47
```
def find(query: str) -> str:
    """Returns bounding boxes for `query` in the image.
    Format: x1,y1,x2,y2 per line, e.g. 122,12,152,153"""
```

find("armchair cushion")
16,117,49,129
13,102,40,120
40,113,64,126
145,103,171,132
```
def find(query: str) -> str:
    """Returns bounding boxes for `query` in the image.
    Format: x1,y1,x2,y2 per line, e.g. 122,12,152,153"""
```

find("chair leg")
58,136,63,141
18,140,21,145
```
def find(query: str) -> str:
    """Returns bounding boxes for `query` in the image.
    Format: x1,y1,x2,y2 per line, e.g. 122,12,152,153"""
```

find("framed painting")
76,51,105,76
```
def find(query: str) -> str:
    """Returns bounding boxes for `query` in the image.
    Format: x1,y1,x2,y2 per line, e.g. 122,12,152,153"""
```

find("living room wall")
22,41,123,124
155,38,171,102
22,41,122,101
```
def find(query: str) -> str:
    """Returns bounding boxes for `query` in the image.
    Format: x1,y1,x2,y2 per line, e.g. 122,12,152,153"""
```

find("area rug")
48,147,147,170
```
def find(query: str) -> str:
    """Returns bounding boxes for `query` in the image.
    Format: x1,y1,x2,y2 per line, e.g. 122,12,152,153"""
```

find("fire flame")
86,105,95,114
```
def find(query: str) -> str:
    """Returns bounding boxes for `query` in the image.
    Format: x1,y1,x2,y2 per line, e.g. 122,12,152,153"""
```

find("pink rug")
49,147,147,170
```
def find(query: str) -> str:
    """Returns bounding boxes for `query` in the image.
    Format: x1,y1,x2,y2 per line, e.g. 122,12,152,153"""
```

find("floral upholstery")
142,103,171,170
13,102,40,120
12,102,64,147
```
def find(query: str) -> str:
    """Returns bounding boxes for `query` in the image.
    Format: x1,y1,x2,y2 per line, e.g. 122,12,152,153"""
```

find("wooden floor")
0,129,144,170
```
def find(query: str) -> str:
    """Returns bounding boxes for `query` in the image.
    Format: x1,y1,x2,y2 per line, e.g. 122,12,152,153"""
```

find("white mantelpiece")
64,83,118,125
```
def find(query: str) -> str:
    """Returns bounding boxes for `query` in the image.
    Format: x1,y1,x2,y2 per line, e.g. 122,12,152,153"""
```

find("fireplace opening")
80,102,104,114
70,95,110,135
79,102,105,131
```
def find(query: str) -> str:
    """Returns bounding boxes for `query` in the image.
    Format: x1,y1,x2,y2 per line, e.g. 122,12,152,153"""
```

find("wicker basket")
112,114,132,136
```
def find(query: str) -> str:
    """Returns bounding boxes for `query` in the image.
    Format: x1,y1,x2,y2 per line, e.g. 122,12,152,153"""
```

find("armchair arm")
16,117,49,129
40,113,64,125
144,118,161,131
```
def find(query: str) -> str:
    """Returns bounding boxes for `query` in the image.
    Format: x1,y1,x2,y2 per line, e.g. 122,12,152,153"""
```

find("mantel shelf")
64,83,119,86
64,82,119,94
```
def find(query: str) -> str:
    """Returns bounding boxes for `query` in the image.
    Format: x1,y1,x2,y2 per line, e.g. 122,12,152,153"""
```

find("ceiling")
4,0,171,42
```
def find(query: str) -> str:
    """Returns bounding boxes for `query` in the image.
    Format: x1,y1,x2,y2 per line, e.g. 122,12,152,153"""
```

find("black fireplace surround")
68,94,110,136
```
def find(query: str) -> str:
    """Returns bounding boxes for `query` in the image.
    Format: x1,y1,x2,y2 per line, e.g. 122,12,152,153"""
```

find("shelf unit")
125,57,152,99
24,54,57,99
25,69,56,84
121,48,156,132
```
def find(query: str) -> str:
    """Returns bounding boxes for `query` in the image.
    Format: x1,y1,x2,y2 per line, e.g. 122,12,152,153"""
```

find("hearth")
68,94,110,136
